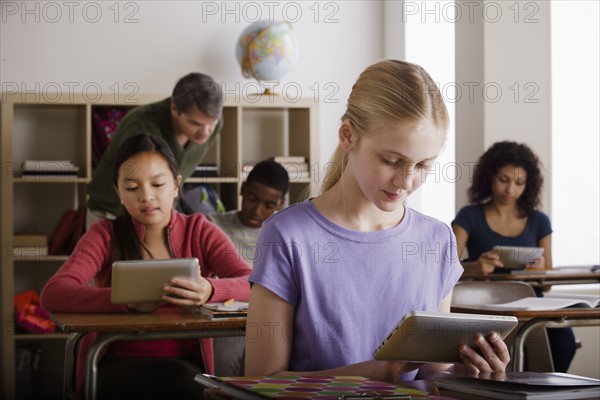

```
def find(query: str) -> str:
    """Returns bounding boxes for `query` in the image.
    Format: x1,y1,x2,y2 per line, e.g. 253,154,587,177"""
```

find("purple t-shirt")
250,200,464,379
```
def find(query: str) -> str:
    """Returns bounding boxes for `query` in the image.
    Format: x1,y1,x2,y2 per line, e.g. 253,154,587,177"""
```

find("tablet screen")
492,246,544,269
111,258,200,304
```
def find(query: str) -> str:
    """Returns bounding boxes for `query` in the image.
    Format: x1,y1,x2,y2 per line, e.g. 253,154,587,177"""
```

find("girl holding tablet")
452,141,576,372
452,141,551,275
41,134,251,399
245,60,511,381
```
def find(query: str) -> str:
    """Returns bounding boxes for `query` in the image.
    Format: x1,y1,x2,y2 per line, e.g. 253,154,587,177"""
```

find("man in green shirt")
86,73,224,225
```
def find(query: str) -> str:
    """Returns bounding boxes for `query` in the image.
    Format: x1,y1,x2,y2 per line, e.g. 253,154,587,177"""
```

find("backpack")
179,184,225,215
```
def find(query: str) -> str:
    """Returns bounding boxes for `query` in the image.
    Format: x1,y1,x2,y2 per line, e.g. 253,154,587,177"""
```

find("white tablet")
110,258,200,304
373,311,518,363
492,246,544,269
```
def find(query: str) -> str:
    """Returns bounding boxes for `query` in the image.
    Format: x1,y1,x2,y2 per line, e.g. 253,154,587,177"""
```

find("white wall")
484,0,552,213
550,1,600,375
551,1,600,267
401,0,456,225
0,0,384,181
455,1,553,214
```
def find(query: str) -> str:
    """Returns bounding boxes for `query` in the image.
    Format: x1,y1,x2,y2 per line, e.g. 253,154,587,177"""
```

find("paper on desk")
478,297,598,311
202,301,248,312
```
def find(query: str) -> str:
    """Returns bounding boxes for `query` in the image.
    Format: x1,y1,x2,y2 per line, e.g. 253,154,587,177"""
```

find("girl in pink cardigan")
41,133,252,399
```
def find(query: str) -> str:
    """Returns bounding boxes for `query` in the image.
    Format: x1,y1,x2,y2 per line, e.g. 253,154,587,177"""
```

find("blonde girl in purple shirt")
246,60,510,382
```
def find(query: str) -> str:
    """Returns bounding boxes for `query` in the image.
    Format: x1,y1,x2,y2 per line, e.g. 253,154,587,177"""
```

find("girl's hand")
477,252,503,274
162,275,214,308
456,332,510,375
525,255,545,270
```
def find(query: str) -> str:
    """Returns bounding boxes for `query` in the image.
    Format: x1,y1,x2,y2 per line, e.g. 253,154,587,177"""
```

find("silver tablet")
492,246,544,269
111,258,200,304
373,311,518,363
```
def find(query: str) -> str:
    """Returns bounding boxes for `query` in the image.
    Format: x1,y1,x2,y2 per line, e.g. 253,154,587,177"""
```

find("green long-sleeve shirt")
86,98,222,216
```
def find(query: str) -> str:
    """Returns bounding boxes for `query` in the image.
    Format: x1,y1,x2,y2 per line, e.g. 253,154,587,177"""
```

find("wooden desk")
451,306,600,372
52,308,246,400
460,268,600,288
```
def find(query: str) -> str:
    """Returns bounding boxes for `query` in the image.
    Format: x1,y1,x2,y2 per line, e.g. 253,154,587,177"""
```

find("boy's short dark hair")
247,160,290,196
172,72,223,119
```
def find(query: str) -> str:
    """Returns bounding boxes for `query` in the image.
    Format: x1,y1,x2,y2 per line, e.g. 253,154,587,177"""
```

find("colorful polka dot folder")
195,374,428,400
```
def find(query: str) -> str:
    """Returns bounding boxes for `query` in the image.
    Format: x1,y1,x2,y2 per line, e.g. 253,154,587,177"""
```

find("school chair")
451,280,555,372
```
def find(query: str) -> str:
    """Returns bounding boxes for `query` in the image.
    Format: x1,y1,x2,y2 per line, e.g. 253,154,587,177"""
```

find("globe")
236,21,299,89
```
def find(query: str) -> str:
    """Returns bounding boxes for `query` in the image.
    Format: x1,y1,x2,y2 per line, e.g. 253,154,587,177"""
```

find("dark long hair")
111,133,179,261
468,141,543,216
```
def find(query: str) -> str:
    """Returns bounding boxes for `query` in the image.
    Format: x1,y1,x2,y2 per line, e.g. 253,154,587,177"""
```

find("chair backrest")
451,280,555,372
452,281,536,306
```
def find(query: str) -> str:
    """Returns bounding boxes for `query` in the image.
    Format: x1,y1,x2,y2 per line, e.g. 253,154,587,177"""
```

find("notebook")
110,258,199,304
473,296,600,311
194,374,428,399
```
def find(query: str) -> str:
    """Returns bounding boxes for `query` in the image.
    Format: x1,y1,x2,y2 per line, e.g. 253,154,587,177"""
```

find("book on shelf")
13,234,47,247
13,245,48,257
21,160,79,176
435,371,600,400
243,162,310,180
196,301,248,320
190,163,219,178
473,296,600,311
269,155,306,164
194,374,428,399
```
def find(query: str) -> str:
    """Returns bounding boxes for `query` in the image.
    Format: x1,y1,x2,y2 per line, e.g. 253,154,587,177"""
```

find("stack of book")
197,301,248,320
435,371,600,399
12,234,48,257
242,156,310,180
190,163,219,178
21,160,79,177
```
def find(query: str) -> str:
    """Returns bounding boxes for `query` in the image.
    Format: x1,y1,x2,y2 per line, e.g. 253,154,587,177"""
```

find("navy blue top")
452,204,552,262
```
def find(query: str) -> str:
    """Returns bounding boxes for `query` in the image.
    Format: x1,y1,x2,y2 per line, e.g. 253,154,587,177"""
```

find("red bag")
14,290,56,334
48,206,86,255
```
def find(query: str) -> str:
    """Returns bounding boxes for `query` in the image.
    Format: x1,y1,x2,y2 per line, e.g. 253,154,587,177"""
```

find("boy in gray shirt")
208,160,289,375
